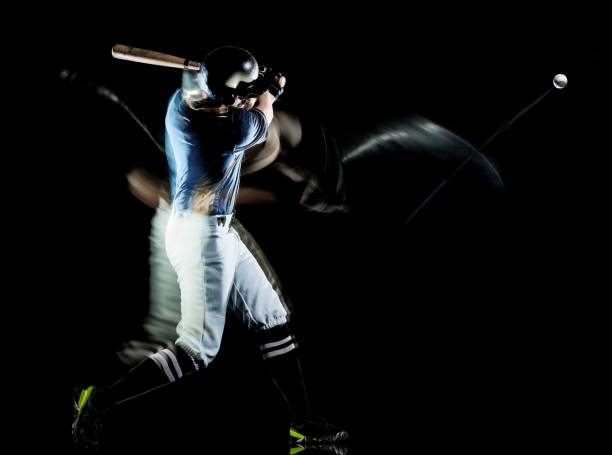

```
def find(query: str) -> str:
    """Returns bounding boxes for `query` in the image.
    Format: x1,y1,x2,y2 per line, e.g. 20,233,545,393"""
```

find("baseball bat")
111,44,201,71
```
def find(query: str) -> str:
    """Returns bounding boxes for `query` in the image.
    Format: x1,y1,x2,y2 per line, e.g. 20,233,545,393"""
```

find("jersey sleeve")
232,107,269,152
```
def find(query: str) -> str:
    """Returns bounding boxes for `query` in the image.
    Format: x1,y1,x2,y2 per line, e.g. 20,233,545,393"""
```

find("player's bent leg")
255,324,349,446
228,244,349,445
228,234,313,428
72,345,202,449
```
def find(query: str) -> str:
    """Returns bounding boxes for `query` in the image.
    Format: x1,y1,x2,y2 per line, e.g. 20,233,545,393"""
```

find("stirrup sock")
258,324,311,423
92,346,200,409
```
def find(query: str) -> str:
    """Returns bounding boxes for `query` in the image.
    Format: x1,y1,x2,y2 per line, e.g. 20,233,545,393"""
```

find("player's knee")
248,303,288,332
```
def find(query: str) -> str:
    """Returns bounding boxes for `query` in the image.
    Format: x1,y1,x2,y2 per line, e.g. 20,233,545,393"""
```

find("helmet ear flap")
217,87,238,106
196,62,235,105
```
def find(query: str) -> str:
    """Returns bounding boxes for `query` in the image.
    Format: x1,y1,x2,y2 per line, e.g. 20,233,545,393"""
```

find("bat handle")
111,44,201,71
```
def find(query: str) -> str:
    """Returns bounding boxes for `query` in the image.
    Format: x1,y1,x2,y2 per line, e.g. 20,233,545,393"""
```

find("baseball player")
71,46,349,450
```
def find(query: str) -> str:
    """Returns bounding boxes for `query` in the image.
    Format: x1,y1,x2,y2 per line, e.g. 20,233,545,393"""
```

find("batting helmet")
197,46,259,105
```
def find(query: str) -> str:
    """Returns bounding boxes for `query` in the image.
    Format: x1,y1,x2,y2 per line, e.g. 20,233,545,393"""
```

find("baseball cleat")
290,417,349,445
72,385,104,451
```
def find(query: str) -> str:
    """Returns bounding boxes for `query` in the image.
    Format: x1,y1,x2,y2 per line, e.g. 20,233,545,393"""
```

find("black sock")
92,345,201,410
257,324,311,424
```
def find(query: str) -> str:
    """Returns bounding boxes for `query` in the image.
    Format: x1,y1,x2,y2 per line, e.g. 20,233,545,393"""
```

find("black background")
13,5,605,454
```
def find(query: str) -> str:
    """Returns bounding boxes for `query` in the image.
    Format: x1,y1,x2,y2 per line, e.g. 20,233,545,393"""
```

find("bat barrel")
111,44,201,71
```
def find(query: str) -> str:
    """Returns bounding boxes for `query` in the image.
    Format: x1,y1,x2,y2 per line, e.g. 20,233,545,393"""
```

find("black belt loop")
215,214,233,228
217,215,228,227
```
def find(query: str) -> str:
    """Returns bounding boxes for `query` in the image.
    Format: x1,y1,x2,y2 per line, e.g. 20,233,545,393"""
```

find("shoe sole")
290,427,349,444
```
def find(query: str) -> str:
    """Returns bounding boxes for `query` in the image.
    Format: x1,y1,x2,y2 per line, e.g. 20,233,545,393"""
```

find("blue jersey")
165,89,268,215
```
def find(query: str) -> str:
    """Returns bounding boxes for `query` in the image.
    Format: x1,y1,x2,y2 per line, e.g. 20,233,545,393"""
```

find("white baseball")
553,74,568,89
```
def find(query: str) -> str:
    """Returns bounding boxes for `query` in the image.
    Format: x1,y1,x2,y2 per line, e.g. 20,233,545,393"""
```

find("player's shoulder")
166,89,190,127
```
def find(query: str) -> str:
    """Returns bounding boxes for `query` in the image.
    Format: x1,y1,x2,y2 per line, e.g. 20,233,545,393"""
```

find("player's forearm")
126,168,167,209
255,76,286,125
255,91,275,125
